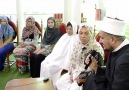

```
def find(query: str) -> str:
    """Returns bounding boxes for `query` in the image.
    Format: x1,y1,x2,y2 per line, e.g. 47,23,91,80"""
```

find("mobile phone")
43,78,49,82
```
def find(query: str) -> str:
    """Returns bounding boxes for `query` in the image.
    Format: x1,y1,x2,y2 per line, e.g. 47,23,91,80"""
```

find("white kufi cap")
97,17,126,36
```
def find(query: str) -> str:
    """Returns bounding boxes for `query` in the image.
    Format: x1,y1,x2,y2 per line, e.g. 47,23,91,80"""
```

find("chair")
5,19,18,71
35,21,42,43
58,23,66,35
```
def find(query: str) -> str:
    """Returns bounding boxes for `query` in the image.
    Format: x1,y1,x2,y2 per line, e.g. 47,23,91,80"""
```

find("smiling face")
79,27,90,44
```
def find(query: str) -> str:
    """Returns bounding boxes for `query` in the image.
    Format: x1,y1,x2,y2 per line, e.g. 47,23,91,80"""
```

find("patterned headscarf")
0,16,14,41
22,16,39,40
42,17,61,45
69,24,104,74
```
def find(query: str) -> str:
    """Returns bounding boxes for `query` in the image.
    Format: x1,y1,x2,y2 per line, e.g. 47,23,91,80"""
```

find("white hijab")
43,22,79,70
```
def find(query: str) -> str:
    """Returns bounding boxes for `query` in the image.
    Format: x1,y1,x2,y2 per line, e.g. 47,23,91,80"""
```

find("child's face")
66,26,73,36
1,19,6,26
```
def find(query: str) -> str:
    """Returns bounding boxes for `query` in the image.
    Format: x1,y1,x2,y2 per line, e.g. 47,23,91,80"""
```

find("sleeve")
42,44,55,56
69,43,78,75
111,55,129,90
94,66,107,90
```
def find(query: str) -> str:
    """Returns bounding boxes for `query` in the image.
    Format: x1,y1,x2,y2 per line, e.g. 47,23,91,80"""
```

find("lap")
56,73,81,90
0,43,14,54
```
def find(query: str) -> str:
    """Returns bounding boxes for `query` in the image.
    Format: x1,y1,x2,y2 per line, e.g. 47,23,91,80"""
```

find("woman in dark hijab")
30,17,61,78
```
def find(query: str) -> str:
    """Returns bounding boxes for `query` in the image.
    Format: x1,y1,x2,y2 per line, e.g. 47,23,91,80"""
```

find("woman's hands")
33,47,45,55
20,42,27,47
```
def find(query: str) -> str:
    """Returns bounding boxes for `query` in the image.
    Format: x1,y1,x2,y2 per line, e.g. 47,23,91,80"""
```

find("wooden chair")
5,19,18,71
35,21,42,43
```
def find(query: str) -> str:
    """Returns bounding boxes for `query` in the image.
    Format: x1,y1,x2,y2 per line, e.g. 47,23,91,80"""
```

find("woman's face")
26,19,32,27
1,19,6,26
79,27,90,44
48,19,54,28
66,26,73,36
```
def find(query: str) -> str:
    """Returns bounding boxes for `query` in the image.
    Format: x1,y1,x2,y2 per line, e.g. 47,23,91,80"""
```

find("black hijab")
42,17,61,45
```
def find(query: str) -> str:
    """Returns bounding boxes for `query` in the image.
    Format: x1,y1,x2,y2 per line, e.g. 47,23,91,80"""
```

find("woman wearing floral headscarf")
30,17,61,78
13,16,40,74
0,16,15,71
56,24,104,90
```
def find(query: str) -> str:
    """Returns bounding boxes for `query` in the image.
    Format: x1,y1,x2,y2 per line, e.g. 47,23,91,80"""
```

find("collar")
113,39,129,52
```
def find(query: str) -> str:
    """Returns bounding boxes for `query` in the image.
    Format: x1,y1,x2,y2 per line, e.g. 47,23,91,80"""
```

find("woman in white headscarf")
40,22,79,88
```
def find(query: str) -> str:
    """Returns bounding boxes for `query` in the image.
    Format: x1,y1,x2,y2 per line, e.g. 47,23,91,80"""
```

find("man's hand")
70,75,73,83
85,54,98,73
76,76,86,86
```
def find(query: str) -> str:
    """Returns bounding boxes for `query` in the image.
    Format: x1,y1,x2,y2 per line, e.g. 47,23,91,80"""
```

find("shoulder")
115,47,129,68
73,40,81,50
34,26,39,30
8,25,14,32
118,49,129,64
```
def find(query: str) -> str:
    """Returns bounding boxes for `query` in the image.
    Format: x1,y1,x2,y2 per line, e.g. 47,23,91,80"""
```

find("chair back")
58,23,66,35
5,18,18,71
7,18,18,45
35,21,42,42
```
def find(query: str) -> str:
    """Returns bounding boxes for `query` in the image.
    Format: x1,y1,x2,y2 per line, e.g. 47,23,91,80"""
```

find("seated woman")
29,17,61,78
40,22,79,88
13,16,40,74
0,16,15,71
56,24,104,90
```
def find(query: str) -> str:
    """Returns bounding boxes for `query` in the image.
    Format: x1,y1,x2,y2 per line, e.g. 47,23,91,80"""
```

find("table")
5,78,54,90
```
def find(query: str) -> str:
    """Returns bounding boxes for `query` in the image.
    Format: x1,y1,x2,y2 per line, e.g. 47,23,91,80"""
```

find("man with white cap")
84,17,129,90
